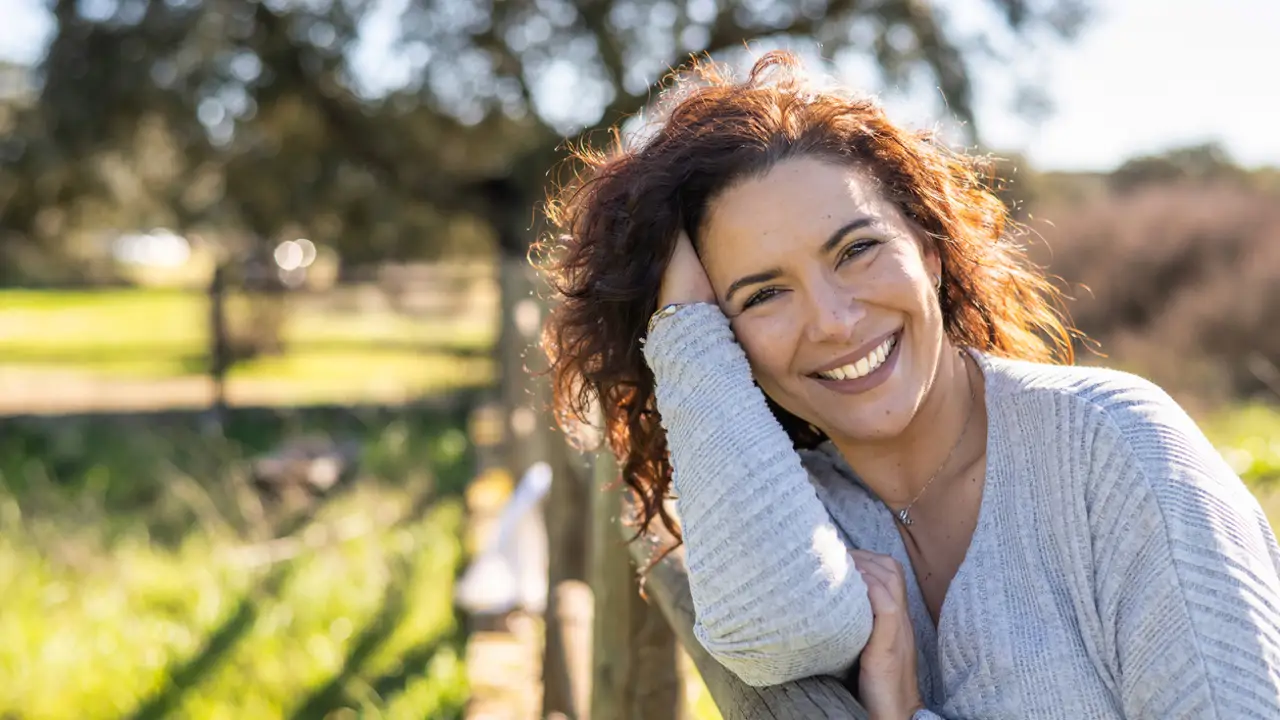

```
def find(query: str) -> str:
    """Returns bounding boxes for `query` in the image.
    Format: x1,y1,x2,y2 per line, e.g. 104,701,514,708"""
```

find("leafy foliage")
1,0,1091,283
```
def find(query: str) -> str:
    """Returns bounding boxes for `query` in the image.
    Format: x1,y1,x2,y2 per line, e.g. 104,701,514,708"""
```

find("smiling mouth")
809,333,898,381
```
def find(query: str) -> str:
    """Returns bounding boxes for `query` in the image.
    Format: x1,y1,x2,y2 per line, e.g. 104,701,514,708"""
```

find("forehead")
699,157,897,264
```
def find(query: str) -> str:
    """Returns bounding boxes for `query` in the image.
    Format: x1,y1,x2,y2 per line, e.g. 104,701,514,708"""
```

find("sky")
1,0,1277,171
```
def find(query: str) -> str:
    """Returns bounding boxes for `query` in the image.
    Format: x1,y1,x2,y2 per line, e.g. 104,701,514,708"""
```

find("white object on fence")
454,461,552,616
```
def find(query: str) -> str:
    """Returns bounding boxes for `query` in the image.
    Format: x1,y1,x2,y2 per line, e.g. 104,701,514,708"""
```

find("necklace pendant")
896,508,914,526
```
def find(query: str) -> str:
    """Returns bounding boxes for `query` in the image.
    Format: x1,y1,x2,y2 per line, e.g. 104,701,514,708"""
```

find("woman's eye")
837,239,880,266
743,287,781,309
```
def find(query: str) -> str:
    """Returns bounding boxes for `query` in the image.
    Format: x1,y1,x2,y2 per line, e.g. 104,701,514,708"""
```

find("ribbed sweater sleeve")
642,303,874,687
1085,378,1280,719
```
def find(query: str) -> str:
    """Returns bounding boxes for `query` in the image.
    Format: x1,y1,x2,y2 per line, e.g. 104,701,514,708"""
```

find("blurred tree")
0,0,1092,277
1110,141,1246,193
1253,167,1280,195
986,150,1044,218
0,2,1095,715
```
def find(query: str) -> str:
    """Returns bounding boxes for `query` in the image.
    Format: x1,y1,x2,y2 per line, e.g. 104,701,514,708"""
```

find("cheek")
865,247,933,312
731,317,796,387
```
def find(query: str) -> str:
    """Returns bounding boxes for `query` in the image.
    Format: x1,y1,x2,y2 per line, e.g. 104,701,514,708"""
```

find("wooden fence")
583,452,869,720
487,256,869,718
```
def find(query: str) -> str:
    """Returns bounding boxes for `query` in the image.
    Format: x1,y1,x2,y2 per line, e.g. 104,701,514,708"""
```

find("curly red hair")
533,51,1075,542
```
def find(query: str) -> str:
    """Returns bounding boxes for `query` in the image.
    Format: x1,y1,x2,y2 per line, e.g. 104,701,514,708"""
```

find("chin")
819,376,926,444
828,409,913,442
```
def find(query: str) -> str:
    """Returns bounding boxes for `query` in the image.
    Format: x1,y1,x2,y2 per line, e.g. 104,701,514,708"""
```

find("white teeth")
817,335,897,381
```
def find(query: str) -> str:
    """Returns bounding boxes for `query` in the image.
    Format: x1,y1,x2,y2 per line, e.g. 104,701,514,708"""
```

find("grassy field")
1202,402,1280,485
2,286,1278,719
0,407,476,719
0,401,1275,719
0,287,497,412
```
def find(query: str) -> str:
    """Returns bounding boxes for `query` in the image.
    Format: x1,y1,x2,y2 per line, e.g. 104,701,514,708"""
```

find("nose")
803,278,864,344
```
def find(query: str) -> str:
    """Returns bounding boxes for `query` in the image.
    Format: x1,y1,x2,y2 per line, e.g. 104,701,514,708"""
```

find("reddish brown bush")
1028,182,1280,405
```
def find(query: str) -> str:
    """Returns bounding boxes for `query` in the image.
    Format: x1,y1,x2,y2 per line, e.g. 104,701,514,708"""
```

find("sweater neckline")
814,345,1005,696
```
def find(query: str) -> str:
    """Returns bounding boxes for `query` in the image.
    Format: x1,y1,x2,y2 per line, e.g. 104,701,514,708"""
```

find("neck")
831,344,984,506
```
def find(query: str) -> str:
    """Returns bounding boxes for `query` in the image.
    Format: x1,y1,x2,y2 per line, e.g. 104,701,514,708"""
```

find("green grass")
0,407,476,719
0,288,494,353
0,500,468,719
1203,402,1280,486
0,287,497,408
0,388,1276,719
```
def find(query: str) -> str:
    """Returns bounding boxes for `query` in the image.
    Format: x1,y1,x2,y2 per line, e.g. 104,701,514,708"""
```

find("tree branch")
898,0,976,133
573,0,868,145
472,6,556,139
575,0,628,99
705,0,864,56
254,3,473,213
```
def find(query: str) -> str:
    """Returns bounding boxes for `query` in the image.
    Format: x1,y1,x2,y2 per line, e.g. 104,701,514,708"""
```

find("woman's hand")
657,231,717,309
852,549,925,720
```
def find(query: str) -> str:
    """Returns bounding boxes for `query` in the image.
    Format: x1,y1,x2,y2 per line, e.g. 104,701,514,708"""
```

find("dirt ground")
0,367,427,415
460,467,545,720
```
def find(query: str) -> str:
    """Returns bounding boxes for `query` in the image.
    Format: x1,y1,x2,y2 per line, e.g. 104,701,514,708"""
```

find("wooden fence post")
590,452,686,720
540,433,593,719
595,451,871,720
207,262,229,426
496,254,592,718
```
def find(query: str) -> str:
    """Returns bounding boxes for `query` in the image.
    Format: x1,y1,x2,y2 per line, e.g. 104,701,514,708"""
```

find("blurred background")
0,0,1277,718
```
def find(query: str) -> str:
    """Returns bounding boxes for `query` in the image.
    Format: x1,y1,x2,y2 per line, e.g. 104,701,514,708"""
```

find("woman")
535,52,1280,719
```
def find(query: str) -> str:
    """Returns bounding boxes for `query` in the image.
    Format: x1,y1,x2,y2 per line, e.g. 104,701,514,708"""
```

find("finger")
851,550,909,605
862,573,897,619
849,549,899,576
858,571,888,621
850,551,904,592
853,566,913,642
851,554,891,587
855,563,904,622
860,572,918,661
861,576,902,653
851,558,898,601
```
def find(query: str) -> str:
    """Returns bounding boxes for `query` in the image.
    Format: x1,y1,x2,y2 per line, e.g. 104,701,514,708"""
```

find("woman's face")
698,156,945,442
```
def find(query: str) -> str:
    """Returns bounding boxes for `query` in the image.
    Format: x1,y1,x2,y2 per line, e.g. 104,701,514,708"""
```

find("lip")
808,329,903,395
808,329,902,375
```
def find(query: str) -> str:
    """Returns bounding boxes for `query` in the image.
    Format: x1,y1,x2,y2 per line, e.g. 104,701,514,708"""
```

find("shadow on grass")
123,560,298,720
0,396,477,533
120,471,372,720
368,625,466,705
286,565,411,718
286,481,466,718
0,340,490,369
3,399,476,718
118,468,459,720
284,577,469,718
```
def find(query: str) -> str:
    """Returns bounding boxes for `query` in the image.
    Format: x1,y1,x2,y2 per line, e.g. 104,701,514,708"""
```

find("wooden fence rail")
593,452,870,720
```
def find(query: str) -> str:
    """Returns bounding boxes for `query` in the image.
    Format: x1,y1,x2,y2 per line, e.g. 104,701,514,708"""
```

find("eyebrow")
723,216,878,305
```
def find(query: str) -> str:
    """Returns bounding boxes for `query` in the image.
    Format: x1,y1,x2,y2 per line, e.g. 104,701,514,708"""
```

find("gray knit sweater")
643,303,1280,719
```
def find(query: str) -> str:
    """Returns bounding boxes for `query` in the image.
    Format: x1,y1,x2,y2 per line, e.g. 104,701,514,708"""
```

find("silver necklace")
894,359,977,527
